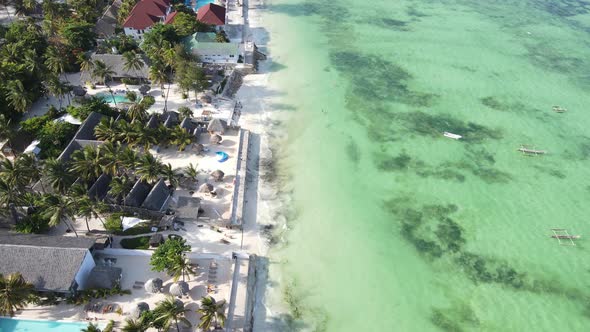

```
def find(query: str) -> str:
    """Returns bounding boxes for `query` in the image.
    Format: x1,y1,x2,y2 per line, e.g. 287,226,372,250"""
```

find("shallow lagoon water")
261,0,590,331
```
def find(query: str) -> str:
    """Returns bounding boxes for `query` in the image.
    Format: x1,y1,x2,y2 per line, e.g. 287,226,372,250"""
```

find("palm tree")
170,255,196,282
123,51,144,81
0,178,17,208
5,80,32,113
117,121,138,145
119,147,139,174
43,158,75,194
184,163,198,184
161,163,179,188
0,273,34,317
41,194,78,237
121,318,149,332
73,195,94,232
92,60,117,106
132,124,157,152
98,142,122,176
136,153,164,184
81,322,101,332
92,60,115,86
45,77,72,109
77,53,94,82
108,176,133,205
197,296,226,330
170,126,193,151
148,64,167,89
127,102,147,123
0,114,13,144
45,46,69,82
70,145,102,182
154,296,191,332
94,118,119,142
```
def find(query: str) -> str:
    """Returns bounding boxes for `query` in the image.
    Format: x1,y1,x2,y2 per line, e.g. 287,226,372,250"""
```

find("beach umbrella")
144,278,163,293
211,170,224,182
170,281,190,297
130,302,149,319
207,118,225,134
200,95,212,103
199,183,214,193
210,134,222,144
72,85,87,97
139,84,151,95
174,298,185,310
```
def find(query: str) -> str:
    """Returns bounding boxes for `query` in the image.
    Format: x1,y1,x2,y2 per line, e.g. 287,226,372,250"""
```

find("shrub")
67,97,118,120
140,95,155,108
105,213,124,233
38,121,78,159
15,213,50,234
20,116,51,136
122,78,141,85
121,236,150,249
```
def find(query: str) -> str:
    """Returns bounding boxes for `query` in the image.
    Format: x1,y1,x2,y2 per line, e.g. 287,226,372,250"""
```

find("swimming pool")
186,0,215,11
0,317,95,332
95,92,130,104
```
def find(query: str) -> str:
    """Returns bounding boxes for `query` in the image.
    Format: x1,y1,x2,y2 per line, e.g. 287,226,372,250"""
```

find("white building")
184,32,241,64
122,0,172,40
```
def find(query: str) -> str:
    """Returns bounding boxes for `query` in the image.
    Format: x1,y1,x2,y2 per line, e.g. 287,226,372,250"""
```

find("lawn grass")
120,236,151,249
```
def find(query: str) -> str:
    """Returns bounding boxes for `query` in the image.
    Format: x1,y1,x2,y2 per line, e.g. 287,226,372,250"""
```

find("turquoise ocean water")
259,0,590,331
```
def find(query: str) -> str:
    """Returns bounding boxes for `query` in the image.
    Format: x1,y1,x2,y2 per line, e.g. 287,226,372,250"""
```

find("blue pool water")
185,0,215,11
0,318,93,332
95,92,130,104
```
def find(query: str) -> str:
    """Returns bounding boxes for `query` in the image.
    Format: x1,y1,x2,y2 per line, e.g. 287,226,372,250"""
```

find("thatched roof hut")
211,170,224,182
207,118,225,134
144,278,163,293
130,302,149,319
149,233,164,247
210,134,222,144
199,183,214,193
139,84,150,95
200,95,212,103
169,281,190,297
193,143,204,154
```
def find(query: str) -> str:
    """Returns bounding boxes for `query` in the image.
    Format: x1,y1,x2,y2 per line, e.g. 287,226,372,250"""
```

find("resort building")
184,32,241,64
122,0,173,40
197,3,226,27
0,234,97,295
80,53,150,84
95,0,122,40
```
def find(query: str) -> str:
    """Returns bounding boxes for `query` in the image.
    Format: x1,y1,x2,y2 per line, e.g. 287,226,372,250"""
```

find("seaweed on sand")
431,303,480,332
329,52,438,107
393,111,503,143
345,137,360,165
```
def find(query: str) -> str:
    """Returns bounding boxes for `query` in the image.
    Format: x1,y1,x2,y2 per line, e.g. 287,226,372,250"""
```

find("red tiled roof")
123,0,171,30
163,10,178,24
197,3,226,26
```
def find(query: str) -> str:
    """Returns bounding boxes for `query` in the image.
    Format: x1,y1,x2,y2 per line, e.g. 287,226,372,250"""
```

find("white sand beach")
12,0,276,330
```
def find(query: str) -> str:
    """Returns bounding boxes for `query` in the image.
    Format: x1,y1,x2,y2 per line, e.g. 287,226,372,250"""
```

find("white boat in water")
443,132,462,140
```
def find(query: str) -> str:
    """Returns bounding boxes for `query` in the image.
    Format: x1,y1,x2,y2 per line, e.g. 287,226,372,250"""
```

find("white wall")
195,53,239,64
124,27,151,40
75,251,96,290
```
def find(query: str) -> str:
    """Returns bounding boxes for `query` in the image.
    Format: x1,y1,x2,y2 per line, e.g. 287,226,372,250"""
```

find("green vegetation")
197,296,226,330
0,272,35,317
121,236,151,249
149,238,191,274
67,287,131,305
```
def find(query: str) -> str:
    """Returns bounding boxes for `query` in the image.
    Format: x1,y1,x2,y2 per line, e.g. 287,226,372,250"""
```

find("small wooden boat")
518,145,546,155
443,132,462,140
551,234,581,239
552,105,567,113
